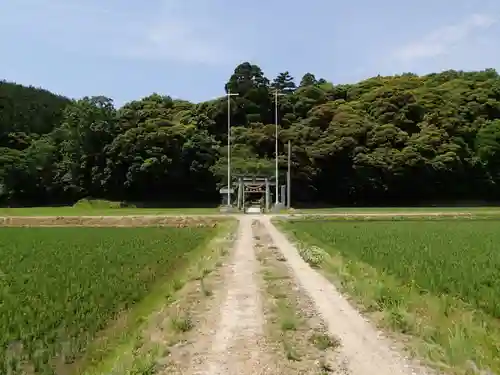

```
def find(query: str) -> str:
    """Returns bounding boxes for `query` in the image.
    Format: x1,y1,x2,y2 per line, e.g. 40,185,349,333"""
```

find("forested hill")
2,63,500,206
0,81,70,148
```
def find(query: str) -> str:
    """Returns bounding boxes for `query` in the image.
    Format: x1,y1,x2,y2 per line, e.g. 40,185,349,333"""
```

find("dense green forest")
2,63,500,207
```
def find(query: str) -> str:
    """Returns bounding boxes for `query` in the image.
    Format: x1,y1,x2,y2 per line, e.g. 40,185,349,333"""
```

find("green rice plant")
284,219,500,318
0,226,216,374
281,218,500,373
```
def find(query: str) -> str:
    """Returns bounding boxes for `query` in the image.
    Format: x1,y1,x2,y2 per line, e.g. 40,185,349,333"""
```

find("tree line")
2,63,500,207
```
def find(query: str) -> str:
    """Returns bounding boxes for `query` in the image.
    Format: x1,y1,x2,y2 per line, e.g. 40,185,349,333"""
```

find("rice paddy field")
0,226,217,374
283,218,500,317
280,217,500,372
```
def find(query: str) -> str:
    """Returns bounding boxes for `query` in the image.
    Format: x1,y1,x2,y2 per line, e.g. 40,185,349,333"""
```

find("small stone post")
265,178,270,212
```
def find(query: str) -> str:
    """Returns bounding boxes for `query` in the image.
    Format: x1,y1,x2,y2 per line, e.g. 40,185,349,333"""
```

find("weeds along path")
259,216,431,375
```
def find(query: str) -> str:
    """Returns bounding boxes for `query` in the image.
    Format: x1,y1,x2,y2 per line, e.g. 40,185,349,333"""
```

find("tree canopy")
2,65,500,206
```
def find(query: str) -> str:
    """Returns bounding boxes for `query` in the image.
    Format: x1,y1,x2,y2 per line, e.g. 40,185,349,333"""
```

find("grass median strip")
252,220,343,374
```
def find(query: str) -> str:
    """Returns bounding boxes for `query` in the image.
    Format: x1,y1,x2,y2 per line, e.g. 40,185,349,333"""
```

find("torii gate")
233,175,276,212
219,175,288,212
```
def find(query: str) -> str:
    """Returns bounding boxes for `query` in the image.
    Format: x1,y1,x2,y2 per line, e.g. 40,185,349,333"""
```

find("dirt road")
188,216,277,375
170,216,430,375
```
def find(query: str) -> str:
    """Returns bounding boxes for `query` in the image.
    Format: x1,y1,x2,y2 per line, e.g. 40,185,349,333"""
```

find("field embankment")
0,207,220,217
277,217,500,374
294,206,500,215
0,215,226,227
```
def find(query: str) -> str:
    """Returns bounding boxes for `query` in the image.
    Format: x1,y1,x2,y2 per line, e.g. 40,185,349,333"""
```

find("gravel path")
189,216,277,375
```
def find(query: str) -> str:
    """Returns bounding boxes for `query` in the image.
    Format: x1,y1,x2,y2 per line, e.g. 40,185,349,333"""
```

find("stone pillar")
281,185,286,207
237,178,242,210
242,182,246,212
240,178,244,210
265,178,270,212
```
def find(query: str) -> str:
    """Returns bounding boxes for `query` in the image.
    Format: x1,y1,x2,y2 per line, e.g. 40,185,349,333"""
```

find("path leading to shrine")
158,215,431,375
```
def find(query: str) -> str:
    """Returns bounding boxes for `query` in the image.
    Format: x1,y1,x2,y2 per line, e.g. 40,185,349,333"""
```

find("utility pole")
287,140,291,209
273,89,285,205
226,90,239,208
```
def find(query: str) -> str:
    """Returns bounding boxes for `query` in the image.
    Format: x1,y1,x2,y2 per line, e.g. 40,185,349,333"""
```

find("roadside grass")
262,270,300,333
309,332,340,351
82,219,237,375
277,218,500,375
261,264,304,362
169,315,194,333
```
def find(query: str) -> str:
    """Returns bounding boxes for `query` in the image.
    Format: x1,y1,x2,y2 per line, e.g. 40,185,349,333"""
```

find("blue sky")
1,0,499,107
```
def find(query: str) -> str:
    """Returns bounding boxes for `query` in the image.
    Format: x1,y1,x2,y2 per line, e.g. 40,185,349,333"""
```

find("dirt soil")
0,215,227,227
185,216,278,374
0,210,477,227
282,212,474,219
155,216,279,375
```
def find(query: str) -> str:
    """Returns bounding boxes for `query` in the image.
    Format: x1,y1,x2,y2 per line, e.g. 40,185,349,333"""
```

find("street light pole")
273,89,285,205
226,90,239,207
287,139,291,209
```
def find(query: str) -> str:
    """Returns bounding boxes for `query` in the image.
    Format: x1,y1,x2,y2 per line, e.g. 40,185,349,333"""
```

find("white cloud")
0,0,238,65
392,13,496,62
123,21,233,65
118,1,238,65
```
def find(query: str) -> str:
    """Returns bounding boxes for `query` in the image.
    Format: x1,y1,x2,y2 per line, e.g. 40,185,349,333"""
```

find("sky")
1,0,499,106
